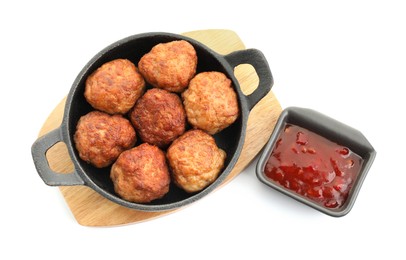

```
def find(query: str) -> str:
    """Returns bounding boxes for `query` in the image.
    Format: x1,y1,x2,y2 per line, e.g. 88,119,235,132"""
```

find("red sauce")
264,124,363,209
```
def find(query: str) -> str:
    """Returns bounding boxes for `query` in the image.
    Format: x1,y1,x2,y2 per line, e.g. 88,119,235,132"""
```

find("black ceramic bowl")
256,107,376,217
32,32,273,211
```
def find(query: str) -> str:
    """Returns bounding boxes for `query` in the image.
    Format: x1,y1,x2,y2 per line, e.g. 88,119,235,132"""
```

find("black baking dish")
32,32,274,211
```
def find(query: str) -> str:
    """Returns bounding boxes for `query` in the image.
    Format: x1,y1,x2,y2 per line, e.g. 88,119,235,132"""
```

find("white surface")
1,0,404,259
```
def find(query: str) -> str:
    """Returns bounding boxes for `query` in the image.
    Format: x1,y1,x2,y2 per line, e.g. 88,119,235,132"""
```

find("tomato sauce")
264,124,363,209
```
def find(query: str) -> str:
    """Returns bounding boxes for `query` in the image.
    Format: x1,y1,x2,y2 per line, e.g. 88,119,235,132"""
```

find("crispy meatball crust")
167,129,226,193
182,71,239,135
138,40,197,93
85,59,145,114
74,111,136,168
110,143,170,203
130,88,186,148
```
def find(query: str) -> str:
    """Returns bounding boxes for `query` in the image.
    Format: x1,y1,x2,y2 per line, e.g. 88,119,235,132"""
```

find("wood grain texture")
38,29,282,226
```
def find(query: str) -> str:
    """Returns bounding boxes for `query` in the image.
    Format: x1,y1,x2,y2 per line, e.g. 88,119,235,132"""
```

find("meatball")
74,111,136,168
110,143,170,203
138,40,197,93
85,59,145,114
182,71,239,135
167,129,226,193
129,88,186,148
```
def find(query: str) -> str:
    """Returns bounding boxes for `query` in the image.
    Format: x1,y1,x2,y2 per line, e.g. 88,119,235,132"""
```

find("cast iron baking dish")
31,32,273,211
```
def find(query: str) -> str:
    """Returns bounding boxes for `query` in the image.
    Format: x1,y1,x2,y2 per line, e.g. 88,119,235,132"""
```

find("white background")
1,0,404,259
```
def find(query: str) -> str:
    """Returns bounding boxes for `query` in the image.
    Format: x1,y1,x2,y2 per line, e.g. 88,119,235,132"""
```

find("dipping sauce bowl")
256,107,376,217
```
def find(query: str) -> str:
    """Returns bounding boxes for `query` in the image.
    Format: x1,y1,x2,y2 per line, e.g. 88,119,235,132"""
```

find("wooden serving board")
38,29,282,226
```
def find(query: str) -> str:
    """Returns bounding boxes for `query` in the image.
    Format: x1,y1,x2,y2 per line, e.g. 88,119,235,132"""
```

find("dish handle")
31,128,85,186
224,48,274,111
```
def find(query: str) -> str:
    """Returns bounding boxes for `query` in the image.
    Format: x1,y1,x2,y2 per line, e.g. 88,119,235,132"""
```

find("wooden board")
38,29,282,226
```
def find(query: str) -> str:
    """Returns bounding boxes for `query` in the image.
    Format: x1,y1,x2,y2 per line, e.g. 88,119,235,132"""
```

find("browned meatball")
138,40,197,93
182,71,239,135
110,143,170,203
74,111,136,168
85,59,145,114
167,130,226,193
130,88,186,148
